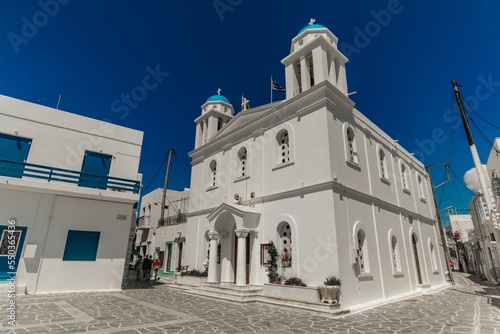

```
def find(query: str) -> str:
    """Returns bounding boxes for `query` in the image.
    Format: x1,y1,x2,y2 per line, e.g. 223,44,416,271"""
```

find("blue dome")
206,94,231,104
298,23,326,35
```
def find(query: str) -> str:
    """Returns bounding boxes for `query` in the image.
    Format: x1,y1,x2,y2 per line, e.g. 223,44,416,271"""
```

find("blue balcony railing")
0,158,140,194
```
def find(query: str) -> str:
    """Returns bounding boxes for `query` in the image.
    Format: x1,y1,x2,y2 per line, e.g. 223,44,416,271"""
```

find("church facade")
182,21,448,309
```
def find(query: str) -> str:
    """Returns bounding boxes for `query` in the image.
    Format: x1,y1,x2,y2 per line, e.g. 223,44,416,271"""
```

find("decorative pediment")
207,202,260,230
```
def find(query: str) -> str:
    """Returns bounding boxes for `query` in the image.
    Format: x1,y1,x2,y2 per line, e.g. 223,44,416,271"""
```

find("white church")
181,20,448,310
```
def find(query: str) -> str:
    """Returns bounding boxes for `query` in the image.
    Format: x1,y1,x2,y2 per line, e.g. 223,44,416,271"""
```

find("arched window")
391,235,402,273
379,149,388,180
278,222,292,267
356,229,369,273
277,130,290,164
209,160,217,187
430,242,438,272
346,127,358,164
412,233,423,284
238,147,247,177
418,175,425,200
401,163,408,190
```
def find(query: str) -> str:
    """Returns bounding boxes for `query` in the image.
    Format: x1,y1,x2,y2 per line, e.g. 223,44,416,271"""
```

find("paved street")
0,272,499,333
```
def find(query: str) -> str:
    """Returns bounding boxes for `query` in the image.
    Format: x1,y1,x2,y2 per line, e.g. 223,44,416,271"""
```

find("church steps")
180,284,350,316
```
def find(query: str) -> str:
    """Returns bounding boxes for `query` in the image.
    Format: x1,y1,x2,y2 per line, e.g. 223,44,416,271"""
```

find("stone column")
207,231,220,283
235,229,249,286
300,56,310,92
249,230,260,285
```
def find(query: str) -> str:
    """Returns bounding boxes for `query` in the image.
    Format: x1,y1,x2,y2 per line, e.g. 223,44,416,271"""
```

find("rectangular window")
0,133,32,178
63,230,100,261
79,151,112,190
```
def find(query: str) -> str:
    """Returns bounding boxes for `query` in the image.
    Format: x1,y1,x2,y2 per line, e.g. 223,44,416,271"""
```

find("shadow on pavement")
461,273,500,310
121,277,166,290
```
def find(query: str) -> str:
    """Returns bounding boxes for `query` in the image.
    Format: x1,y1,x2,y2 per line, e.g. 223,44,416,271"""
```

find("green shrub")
324,275,341,286
284,277,307,287
181,268,208,277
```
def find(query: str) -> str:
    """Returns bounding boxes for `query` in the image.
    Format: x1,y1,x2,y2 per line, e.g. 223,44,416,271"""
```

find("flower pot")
318,285,341,304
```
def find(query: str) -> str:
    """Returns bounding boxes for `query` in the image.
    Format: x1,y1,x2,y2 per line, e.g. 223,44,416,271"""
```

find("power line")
449,165,475,196
466,109,500,154
141,152,169,194
462,96,500,130
461,96,500,154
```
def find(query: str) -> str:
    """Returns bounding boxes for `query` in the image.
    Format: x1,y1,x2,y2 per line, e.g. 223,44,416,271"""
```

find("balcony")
136,216,152,230
0,158,140,193
493,171,500,197
158,213,187,227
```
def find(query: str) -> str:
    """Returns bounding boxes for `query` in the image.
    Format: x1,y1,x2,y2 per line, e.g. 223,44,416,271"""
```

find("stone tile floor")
0,272,499,333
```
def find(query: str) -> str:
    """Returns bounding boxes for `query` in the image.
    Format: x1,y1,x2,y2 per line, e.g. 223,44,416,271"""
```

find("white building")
135,187,190,277
0,94,143,294
465,137,500,282
180,21,448,310
448,213,474,273
469,194,500,281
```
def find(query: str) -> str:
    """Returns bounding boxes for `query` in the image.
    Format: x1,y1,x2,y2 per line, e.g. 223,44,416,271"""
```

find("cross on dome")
241,96,250,110
308,18,316,26
217,88,221,95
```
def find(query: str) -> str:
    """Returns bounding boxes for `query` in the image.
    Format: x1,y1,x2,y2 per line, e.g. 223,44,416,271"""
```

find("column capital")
234,229,249,238
208,231,220,240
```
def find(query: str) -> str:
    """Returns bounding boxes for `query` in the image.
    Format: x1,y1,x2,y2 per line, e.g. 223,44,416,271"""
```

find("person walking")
152,257,161,280
143,255,152,280
134,255,143,281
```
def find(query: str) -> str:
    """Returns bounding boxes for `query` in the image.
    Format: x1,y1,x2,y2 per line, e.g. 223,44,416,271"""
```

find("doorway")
412,234,423,285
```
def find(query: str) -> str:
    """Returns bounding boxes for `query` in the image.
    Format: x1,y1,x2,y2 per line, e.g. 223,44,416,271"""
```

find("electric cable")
466,110,500,154
449,165,475,196
463,95,500,129
141,152,169,194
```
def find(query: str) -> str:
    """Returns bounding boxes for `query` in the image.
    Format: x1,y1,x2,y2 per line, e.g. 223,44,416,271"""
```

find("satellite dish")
234,193,240,201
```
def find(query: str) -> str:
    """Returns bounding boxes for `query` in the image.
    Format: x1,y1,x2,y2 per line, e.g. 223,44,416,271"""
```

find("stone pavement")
0,272,499,333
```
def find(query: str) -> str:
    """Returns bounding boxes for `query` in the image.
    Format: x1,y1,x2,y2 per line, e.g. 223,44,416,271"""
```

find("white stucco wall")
0,94,143,293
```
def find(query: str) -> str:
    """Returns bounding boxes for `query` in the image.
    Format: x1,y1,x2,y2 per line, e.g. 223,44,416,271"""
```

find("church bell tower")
281,19,349,99
194,89,234,149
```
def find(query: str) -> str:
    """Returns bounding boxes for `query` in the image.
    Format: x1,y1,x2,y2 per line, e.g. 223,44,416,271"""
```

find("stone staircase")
182,283,349,316
185,283,264,302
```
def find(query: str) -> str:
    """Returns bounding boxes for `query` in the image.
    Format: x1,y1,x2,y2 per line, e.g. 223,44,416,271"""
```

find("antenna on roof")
56,94,62,109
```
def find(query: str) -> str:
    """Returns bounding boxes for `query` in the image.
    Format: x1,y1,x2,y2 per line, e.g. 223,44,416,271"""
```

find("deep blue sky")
1,1,499,222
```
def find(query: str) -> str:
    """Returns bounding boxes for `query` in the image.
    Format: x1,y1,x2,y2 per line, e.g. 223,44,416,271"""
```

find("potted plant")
264,275,320,303
318,275,341,304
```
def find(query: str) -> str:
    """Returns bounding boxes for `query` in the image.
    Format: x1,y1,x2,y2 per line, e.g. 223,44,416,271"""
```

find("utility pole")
159,148,175,225
452,81,499,232
426,162,454,282
452,80,500,280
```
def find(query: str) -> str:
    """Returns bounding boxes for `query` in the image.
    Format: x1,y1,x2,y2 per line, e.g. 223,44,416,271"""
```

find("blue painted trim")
298,24,326,35
206,95,231,104
0,158,140,193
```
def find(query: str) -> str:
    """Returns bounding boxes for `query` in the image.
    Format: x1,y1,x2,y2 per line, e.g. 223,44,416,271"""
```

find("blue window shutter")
63,230,100,261
79,151,112,190
0,133,32,178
